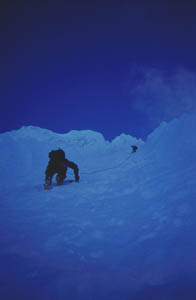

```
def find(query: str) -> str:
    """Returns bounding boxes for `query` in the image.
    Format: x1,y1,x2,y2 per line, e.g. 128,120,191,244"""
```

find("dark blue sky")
1,1,196,140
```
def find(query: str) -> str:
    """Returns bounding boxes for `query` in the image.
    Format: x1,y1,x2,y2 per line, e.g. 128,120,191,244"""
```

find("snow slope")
0,113,196,299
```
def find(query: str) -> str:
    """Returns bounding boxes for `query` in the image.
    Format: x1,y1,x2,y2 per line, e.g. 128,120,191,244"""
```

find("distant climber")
44,148,79,187
131,145,138,153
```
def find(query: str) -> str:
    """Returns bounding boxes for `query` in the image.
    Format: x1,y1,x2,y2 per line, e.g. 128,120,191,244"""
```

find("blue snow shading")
0,113,196,299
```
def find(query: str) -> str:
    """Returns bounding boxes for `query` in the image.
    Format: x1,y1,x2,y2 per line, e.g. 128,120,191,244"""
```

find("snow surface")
1,113,196,299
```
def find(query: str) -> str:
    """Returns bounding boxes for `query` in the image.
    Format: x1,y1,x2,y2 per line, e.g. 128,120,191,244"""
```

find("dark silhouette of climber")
131,145,138,153
45,149,79,187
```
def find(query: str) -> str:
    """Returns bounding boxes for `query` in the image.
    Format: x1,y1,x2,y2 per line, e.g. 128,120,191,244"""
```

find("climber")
45,148,79,186
131,145,138,153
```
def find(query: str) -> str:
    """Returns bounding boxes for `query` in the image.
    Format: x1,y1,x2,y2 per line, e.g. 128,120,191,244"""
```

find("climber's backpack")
49,149,65,161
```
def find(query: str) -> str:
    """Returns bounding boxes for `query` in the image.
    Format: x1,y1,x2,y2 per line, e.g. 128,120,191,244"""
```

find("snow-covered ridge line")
0,125,144,147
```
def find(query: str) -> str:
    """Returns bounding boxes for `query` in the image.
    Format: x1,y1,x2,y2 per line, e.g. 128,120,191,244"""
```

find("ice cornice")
0,126,142,147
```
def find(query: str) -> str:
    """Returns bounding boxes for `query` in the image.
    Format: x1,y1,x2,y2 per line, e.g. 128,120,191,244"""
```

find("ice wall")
0,126,143,187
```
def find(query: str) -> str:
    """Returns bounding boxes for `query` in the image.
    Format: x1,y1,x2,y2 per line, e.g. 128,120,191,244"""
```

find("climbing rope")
80,152,134,175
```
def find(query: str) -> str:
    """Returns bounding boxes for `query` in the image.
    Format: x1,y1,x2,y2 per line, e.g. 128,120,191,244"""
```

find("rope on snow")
80,152,135,175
